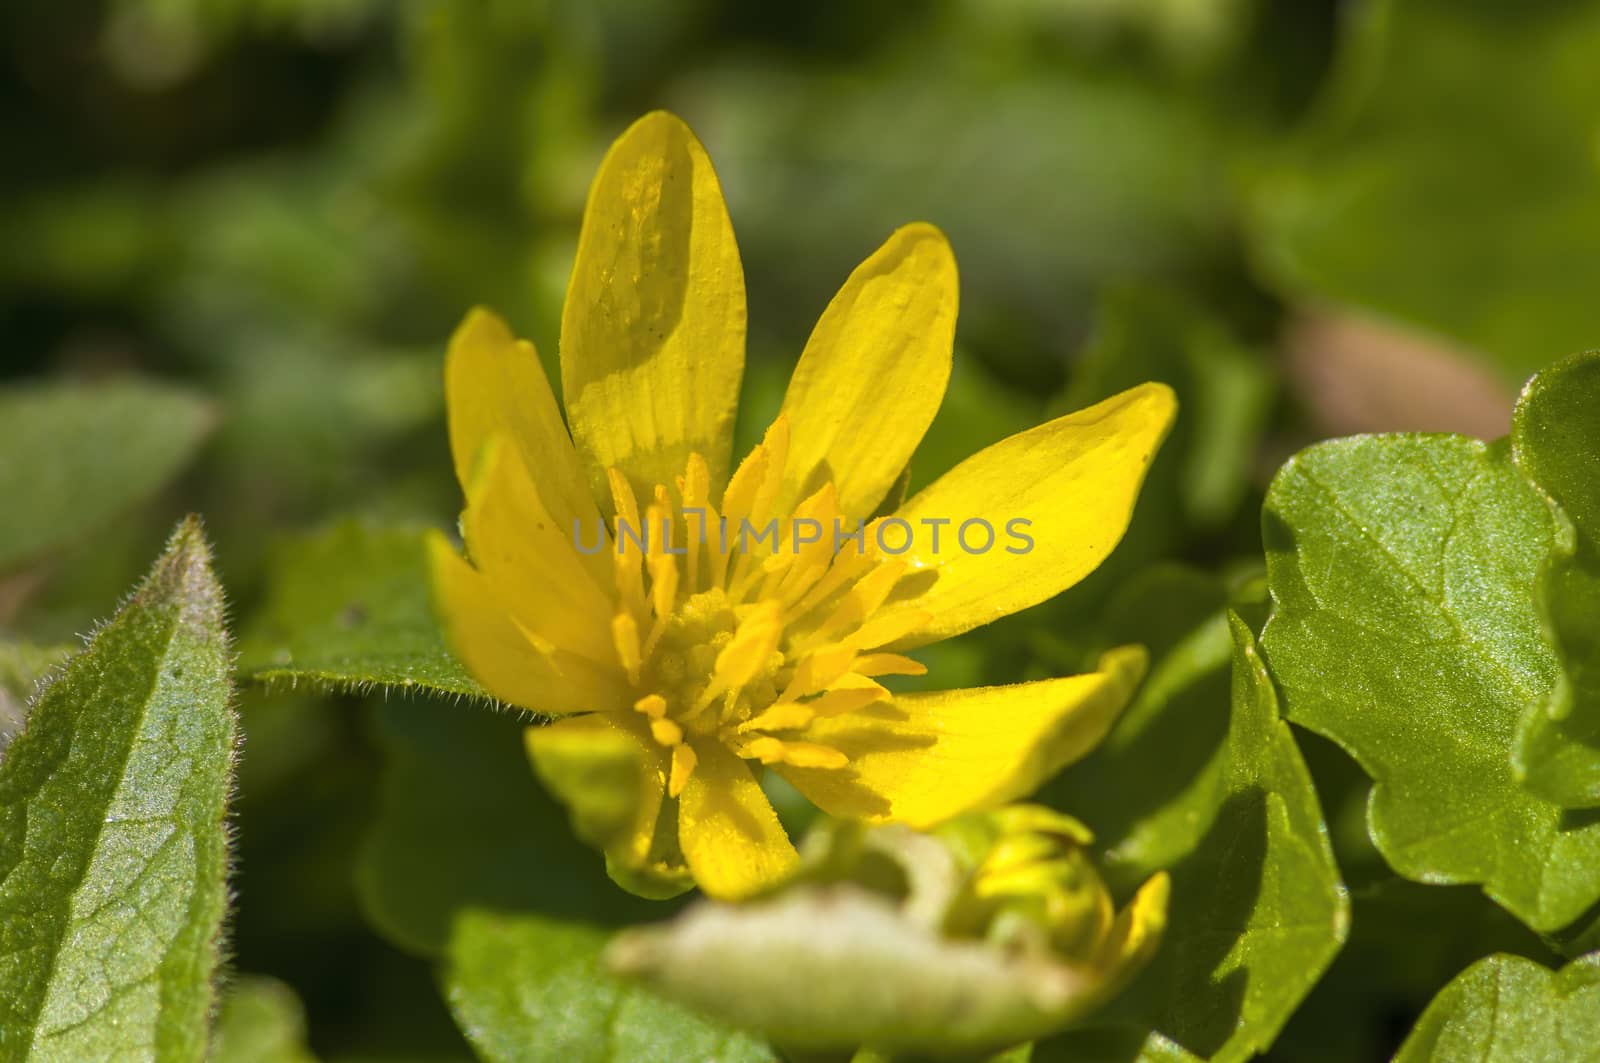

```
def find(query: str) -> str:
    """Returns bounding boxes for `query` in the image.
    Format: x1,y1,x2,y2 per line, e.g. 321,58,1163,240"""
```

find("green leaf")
1039,566,1233,896
0,517,236,1061
1511,352,1600,806
447,910,776,1063
0,641,72,759
0,381,214,571
1395,953,1600,1063
238,520,483,700
1041,594,1346,1061
1251,0,1600,380
360,699,771,1061
211,976,318,1063
1261,434,1600,932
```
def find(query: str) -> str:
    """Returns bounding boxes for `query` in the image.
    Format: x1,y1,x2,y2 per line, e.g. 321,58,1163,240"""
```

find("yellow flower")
428,111,1175,901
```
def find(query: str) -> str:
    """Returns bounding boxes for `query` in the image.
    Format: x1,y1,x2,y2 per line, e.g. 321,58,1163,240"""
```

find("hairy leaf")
1262,435,1600,931
0,382,214,571
0,642,72,760
0,518,235,1061
1511,352,1600,806
1395,953,1600,1063
238,521,483,699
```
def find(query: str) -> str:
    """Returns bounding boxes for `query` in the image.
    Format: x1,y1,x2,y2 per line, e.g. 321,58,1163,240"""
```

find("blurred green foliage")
4,0,1598,1058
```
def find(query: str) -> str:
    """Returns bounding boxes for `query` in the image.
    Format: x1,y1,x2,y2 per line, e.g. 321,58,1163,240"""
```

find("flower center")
602,416,934,798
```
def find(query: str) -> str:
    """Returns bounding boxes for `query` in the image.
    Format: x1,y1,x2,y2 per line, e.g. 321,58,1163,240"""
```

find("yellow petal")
445,308,604,582
676,739,799,900
776,223,957,519
523,713,666,869
875,383,1176,648
561,111,745,503
427,531,628,715
779,647,1146,829
461,437,617,664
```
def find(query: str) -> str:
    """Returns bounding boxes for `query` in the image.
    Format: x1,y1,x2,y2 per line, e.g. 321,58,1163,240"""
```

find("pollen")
602,414,931,796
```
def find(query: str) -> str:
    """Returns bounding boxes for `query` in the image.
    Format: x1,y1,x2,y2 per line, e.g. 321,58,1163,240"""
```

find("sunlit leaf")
1395,953,1600,1063
1261,434,1600,932
1510,352,1600,807
238,521,483,700
1041,590,1346,1061
0,641,72,759
0,518,235,1060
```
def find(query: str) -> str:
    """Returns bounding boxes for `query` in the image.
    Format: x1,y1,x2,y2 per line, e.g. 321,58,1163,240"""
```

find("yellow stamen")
848,608,934,650
607,468,648,624
634,693,667,718
750,415,790,526
853,652,927,677
742,736,848,770
647,544,679,621
780,642,857,702
650,717,684,747
611,612,642,684
668,742,698,798
814,559,906,638
737,702,816,734
679,453,711,593
790,547,875,618
805,674,890,717
699,601,784,709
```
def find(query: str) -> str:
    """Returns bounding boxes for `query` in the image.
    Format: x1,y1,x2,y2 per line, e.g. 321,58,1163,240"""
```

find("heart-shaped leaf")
1262,434,1600,932
1510,352,1600,806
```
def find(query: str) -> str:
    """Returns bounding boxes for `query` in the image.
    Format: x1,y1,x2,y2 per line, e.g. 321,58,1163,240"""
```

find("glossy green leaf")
1039,566,1233,896
0,518,235,1061
1395,953,1600,1063
1262,434,1600,932
238,520,483,700
1042,596,1346,1061
0,381,214,571
1252,0,1600,380
360,699,772,1062
211,976,318,1063
1510,352,1600,806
